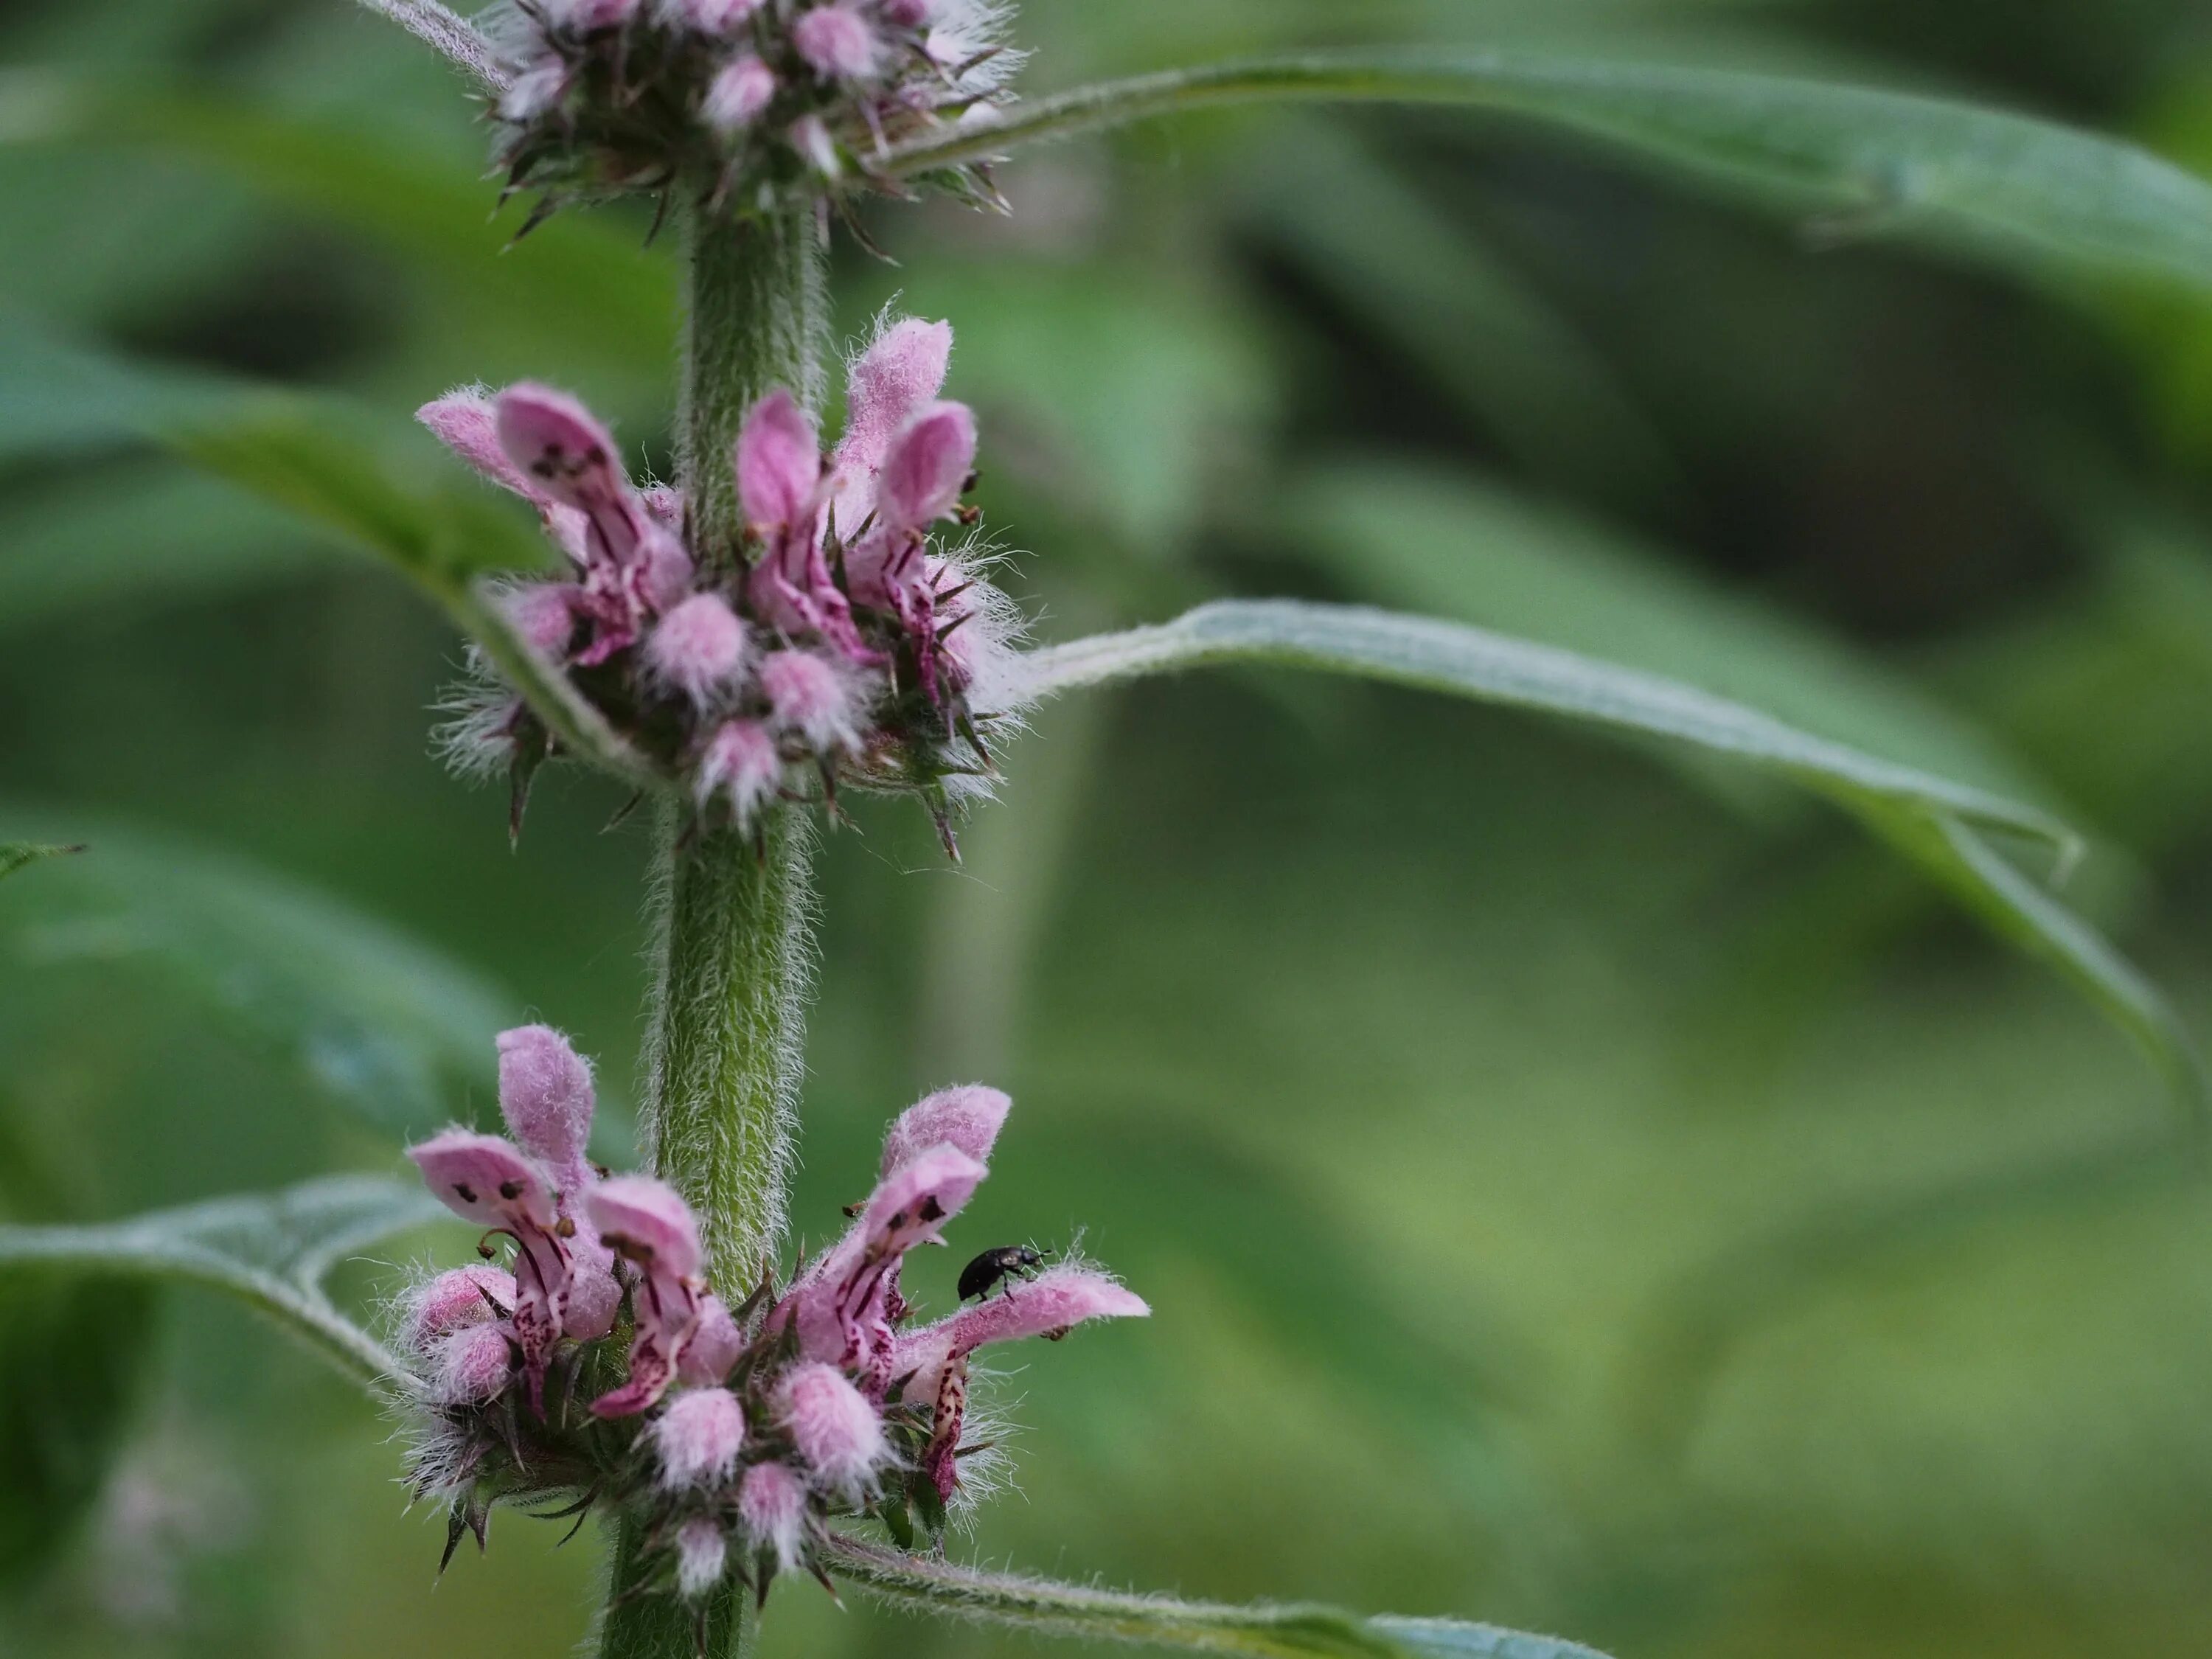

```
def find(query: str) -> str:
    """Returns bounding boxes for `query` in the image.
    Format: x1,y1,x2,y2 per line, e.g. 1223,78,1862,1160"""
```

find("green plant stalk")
599,201,827,1659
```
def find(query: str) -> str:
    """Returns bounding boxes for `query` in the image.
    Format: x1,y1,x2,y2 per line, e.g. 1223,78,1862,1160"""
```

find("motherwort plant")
10,1,2212,1658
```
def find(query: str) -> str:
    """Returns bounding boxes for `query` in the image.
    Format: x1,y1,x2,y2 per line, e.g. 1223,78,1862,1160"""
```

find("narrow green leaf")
0,312,662,788
0,1176,445,1394
822,1538,1615,1659
1021,600,2205,1109
0,817,515,1141
0,841,82,883
886,51,2212,291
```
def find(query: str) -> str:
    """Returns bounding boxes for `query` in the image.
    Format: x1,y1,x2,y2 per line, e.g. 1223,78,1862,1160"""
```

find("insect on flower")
956,1243,1049,1302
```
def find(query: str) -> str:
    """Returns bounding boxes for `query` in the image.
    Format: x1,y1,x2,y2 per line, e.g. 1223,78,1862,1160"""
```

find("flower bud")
698,720,782,823
793,5,879,80
880,1084,1010,1175
703,55,777,131
673,1514,728,1600
734,390,819,531
877,402,975,532
679,1293,744,1385
434,1324,515,1405
777,1362,889,1495
647,594,751,706
654,1388,746,1489
499,582,579,657
737,1461,807,1572
759,650,860,751
400,1264,515,1353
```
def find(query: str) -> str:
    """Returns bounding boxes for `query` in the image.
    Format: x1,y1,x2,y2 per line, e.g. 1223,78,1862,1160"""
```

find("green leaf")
1021,600,2205,1111
0,1273,151,1587
0,841,82,883
0,817,515,1141
0,311,662,788
0,1176,445,1395
887,51,2212,292
822,1538,1615,1659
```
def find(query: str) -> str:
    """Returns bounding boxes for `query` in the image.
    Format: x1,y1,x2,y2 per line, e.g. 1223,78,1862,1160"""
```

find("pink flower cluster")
422,314,1020,844
399,1029,1144,1604
487,0,1019,223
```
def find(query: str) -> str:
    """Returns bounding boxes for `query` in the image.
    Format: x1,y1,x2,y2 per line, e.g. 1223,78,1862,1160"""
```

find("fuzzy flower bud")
735,390,820,532
646,593,751,706
703,54,778,131
673,1515,727,1601
500,582,578,657
400,1265,515,1353
679,1293,745,1385
495,1025,596,1188
792,4,879,80
777,1362,889,1495
654,1388,746,1489
698,720,782,823
434,1324,515,1405
759,650,860,751
737,1461,807,1573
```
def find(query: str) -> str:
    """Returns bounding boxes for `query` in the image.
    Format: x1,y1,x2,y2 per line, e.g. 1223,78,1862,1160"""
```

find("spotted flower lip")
408,1130,557,1232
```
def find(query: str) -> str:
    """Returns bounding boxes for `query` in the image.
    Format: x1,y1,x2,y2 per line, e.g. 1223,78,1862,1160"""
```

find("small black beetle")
958,1245,1050,1302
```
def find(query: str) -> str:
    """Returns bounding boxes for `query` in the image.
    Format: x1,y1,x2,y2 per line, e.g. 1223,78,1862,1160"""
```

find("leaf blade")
0,1176,445,1394
0,841,83,883
821,1537,1614,1659
886,51,2212,291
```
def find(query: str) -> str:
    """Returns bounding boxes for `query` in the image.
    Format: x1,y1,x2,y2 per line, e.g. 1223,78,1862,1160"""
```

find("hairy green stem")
598,201,827,1659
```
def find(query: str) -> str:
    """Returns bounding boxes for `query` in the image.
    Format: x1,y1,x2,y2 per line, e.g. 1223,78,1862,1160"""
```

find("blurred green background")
7,1,2212,1655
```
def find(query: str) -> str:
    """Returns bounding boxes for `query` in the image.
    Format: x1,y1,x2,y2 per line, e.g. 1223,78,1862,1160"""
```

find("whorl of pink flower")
495,1025,597,1191
400,1264,515,1353
734,389,821,533
654,1388,747,1489
703,54,778,130
680,1293,745,1385
792,4,879,80
893,1263,1150,1405
646,593,751,707
879,1084,1010,1177
777,1362,889,1495
759,650,861,751
877,403,976,532
737,1461,808,1573
698,719,783,822
434,1324,516,1405
673,1514,728,1600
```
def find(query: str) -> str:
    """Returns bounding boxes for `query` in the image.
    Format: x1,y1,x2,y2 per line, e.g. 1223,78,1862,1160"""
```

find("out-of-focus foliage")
5,1,2212,1657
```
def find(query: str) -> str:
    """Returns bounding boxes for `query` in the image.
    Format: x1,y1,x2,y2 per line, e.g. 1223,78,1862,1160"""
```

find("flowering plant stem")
602,203,828,1659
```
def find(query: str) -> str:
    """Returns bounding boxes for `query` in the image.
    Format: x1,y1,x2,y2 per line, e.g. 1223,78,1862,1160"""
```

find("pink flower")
654,1388,746,1489
698,719,783,824
680,1293,745,1385
737,1461,807,1573
773,1142,986,1388
495,1025,596,1192
734,389,821,533
703,55,777,131
499,582,580,658
759,650,861,751
890,1265,1149,1498
494,384,649,571
879,0,931,23
399,1264,515,1353
877,403,975,533
586,1175,708,1417
832,317,953,529
879,1083,1009,1176
407,1130,571,1413
672,1515,727,1600
646,593,751,707
792,5,879,80
776,1362,889,1495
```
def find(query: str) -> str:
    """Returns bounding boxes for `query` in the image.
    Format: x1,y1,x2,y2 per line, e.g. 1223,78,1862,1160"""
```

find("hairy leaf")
0,817,515,1141
824,1538,1614,1659
1022,600,2204,1110
888,51,2212,291
0,1176,444,1394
